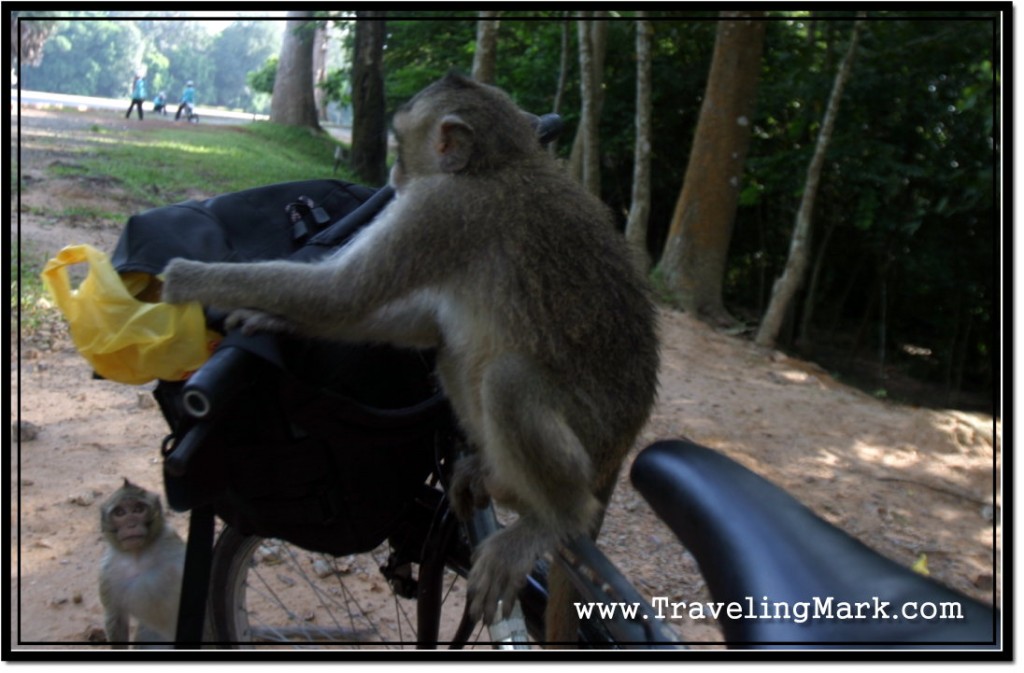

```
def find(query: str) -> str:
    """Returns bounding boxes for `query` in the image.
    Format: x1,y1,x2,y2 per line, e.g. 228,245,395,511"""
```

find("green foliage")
382,16,477,106
19,14,281,111
247,55,278,95
12,245,51,333
376,12,997,405
318,67,349,108
20,18,144,97
208,21,282,110
730,14,996,402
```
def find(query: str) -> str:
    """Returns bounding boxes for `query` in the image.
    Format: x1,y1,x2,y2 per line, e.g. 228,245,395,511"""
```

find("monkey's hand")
160,258,211,305
449,453,492,521
225,308,297,336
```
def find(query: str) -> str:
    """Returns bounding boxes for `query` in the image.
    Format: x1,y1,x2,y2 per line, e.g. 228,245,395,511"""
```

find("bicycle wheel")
206,523,521,648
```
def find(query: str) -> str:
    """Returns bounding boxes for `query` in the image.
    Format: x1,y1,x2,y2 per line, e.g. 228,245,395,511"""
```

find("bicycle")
187,434,998,650
177,102,199,124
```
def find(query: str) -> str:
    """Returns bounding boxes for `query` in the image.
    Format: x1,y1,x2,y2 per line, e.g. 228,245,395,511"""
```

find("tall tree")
270,11,320,130
350,12,388,186
12,12,59,67
551,15,571,116
572,14,608,196
547,16,572,158
312,23,330,121
625,15,653,273
656,12,766,326
755,17,865,348
471,11,501,84
19,19,147,98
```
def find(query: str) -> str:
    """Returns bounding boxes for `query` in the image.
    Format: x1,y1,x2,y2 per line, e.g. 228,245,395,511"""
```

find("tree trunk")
471,11,501,84
567,14,607,190
656,12,766,326
624,15,653,273
350,12,388,186
755,18,864,348
552,16,571,115
548,16,571,157
797,216,837,347
312,24,329,122
270,11,321,130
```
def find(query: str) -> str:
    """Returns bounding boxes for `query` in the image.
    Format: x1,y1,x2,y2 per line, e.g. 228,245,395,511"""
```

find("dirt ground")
10,106,1001,652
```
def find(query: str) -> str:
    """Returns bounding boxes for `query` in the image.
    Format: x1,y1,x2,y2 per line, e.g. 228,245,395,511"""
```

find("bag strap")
175,504,215,647
285,195,331,242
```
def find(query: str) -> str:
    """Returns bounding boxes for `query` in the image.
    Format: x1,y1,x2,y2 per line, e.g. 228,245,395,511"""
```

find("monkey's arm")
220,290,443,348
162,196,454,344
162,258,337,321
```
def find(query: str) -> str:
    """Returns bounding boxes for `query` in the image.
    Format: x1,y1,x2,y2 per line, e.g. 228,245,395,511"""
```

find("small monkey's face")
107,498,152,551
101,481,163,553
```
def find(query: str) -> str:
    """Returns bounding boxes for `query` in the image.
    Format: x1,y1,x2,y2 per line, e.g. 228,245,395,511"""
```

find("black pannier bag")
112,179,375,273
113,179,452,556
154,340,447,556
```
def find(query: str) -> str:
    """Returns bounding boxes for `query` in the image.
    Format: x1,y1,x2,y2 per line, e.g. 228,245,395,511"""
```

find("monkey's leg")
467,354,601,625
132,624,170,649
449,452,492,521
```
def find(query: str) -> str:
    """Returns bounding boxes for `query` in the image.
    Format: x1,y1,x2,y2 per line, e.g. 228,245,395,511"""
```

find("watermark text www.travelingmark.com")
574,595,965,624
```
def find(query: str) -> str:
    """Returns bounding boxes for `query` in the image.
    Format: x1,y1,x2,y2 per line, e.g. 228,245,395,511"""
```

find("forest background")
13,9,1001,412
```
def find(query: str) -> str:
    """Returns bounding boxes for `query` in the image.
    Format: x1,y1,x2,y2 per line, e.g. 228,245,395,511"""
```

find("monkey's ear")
436,114,474,173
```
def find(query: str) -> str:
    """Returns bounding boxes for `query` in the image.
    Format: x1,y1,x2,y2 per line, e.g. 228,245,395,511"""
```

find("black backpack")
112,179,452,557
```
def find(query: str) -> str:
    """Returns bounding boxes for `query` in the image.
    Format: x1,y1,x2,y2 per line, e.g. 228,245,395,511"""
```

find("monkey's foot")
468,522,553,625
449,453,491,521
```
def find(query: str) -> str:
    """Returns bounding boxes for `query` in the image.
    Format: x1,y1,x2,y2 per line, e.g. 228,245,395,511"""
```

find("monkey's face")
389,106,431,192
106,498,154,552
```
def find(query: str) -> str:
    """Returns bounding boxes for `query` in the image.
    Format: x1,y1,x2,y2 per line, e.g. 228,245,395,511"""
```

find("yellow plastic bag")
40,244,214,385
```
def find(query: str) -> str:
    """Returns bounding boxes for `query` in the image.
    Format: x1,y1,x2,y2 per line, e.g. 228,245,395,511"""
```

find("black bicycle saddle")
630,439,998,648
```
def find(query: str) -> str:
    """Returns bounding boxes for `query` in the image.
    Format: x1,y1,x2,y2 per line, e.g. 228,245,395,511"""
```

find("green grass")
108,122,352,204
13,245,52,333
43,117,356,207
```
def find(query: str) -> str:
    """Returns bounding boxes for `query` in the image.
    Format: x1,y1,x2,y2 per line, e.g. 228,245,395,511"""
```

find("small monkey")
162,73,659,641
99,479,184,647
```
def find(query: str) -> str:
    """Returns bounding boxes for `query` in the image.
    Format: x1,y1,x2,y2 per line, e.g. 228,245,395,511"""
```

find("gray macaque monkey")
99,479,184,647
161,72,659,642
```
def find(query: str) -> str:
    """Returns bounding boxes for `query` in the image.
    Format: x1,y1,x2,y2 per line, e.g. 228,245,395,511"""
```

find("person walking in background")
153,91,167,116
125,73,146,120
175,81,196,121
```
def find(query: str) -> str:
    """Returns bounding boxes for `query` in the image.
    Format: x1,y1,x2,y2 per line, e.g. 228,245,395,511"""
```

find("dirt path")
10,106,1000,650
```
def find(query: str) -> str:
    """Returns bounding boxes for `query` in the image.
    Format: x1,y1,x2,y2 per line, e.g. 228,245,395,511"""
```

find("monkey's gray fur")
162,73,659,642
99,479,184,647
